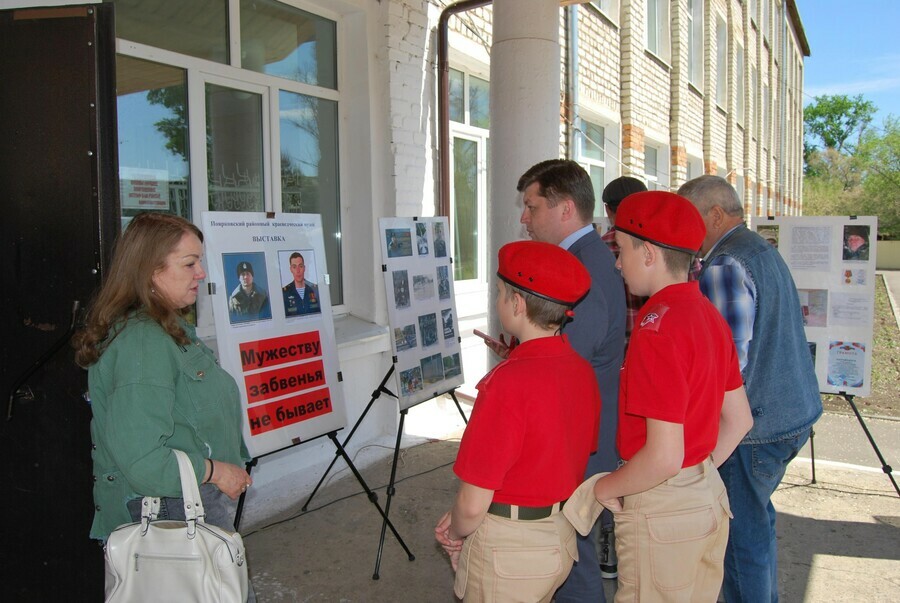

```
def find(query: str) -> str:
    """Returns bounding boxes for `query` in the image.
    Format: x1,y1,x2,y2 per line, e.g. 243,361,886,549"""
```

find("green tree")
804,94,877,168
859,117,900,239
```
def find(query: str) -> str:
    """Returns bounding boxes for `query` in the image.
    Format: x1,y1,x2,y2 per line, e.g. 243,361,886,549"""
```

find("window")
716,15,728,109
108,0,228,63
239,0,337,89
643,143,669,191
763,83,770,148
592,0,620,24
577,120,613,218
112,0,344,313
116,56,191,223
448,67,490,286
764,0,771,41
449,69,490,130
736,44,745,126
750,0,758,27
751,67,758,138
687,0,703,87
646,0,670,61
686,155,703,182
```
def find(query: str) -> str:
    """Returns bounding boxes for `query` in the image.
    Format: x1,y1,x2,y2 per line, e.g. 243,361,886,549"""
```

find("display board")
202,212,347,457
379,217,465,410
749,216,878,396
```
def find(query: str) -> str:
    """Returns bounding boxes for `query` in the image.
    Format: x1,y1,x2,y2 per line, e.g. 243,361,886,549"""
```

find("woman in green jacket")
74,212,251,541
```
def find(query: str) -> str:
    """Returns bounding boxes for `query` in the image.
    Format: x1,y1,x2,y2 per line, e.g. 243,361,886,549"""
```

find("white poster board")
201,212,347,458
379,217,465,410
749,216,878,396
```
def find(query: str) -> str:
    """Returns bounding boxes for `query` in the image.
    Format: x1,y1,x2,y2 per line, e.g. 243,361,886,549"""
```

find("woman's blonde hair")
73,212,203,367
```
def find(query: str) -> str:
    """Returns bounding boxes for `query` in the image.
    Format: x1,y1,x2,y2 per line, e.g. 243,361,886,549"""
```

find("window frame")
112,0,348,336
645,0,670,63
715,14,728,110
687,0,703,88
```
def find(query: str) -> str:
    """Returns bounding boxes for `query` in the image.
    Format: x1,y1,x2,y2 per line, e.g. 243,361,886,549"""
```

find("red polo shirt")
617,282,743,466
454,335,601,506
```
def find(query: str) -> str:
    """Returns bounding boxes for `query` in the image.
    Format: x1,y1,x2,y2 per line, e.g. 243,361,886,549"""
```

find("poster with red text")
202,212,347,457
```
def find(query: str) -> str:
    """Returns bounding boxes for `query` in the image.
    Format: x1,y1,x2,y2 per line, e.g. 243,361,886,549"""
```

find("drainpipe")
438,0,493,217
566,4,580,159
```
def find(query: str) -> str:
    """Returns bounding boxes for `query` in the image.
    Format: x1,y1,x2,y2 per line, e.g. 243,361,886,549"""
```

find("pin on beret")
497,241,590,306
615,191,706,254
236,261,254,276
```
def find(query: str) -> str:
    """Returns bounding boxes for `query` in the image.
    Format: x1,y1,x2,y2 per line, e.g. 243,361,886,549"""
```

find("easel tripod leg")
843,394,899,497
326,432,416,568
373,409,409,579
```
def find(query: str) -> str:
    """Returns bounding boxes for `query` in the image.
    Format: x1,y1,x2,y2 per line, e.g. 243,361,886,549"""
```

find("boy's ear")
643,240,657,267
512,291,527,316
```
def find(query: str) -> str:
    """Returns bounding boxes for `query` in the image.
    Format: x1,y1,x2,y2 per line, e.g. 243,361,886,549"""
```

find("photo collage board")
749,215,878,396
201,212,347,458
379,217,465,410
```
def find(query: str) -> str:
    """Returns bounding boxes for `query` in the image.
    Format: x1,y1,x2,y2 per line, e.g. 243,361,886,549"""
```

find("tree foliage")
804,94,877,159
803,96,899,240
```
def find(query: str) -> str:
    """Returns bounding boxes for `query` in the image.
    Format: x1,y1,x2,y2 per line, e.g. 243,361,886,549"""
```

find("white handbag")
103,449,249,602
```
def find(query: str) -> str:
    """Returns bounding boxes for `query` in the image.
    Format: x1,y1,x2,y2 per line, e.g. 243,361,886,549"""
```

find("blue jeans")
718,430,810,603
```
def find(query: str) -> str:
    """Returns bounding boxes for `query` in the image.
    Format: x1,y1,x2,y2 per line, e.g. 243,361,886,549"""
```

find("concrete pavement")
238,394,900,602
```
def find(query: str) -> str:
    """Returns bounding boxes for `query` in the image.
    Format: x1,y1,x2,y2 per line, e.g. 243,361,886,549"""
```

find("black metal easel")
233,430,416,563
809,392,898,497
301,362,469,578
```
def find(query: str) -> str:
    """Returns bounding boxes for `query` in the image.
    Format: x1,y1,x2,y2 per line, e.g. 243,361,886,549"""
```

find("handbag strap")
139,495,161,534
172,449,206,531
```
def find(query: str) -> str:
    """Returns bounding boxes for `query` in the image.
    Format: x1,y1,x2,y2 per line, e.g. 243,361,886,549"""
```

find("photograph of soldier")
441,308,455,340
418,313,438,347
433,222,448,258
393,270,411,309
416,222,429,255
386,228,413,258
226,254,272,324
757,226,780,248
280,250,321,317
842,224,870,261
437,265,451,300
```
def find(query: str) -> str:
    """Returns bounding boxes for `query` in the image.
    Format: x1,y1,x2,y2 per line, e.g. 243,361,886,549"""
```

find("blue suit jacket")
564,228,626,474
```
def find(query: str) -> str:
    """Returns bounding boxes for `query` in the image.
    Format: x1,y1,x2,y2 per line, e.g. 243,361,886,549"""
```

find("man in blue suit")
513,160,627,602
282,252,321,316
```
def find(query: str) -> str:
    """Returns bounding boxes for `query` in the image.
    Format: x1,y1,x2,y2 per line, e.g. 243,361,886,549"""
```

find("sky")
795,0,900,130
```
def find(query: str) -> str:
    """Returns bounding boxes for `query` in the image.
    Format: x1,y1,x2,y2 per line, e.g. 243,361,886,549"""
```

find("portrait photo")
222,251,272,325
278,249,322,318
842,224,870,261
386,228,413,258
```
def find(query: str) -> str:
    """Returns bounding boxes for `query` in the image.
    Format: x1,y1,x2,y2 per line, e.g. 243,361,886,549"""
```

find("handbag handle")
172,449,206,535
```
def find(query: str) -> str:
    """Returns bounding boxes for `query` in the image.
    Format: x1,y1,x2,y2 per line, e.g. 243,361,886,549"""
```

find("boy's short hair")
628,235,694,276
499,280,570,330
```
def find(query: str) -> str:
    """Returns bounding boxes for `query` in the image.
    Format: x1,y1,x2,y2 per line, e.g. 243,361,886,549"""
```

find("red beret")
497,241,590,305
616,191,706,254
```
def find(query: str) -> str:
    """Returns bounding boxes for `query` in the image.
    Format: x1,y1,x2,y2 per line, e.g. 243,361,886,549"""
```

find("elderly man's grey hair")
677,175,744,217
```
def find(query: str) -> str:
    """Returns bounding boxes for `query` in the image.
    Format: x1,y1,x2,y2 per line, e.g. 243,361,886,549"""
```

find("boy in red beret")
566,191,753,601
435,240,602,602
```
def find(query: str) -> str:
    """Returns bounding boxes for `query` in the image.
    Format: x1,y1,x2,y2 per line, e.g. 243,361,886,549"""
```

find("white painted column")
487,0,561,343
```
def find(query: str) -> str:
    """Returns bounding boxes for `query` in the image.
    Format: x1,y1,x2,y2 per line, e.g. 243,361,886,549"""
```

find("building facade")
2,0,808,500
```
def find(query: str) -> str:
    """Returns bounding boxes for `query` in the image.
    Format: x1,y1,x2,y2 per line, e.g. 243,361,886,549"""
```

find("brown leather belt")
487,500,566,521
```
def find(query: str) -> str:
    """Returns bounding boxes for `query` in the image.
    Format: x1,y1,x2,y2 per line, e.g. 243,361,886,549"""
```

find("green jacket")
88,314,248,540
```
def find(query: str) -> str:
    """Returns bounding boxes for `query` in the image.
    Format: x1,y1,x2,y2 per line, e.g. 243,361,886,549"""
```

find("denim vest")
702,225,822,443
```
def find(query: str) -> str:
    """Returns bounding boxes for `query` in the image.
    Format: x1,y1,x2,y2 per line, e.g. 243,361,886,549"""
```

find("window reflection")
280,91,342,304
449,68,464,123
469,75,490,129
453,138,478,281
206,84,265,212
240,0,336,89
108,0,228,64
115,55,190,220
